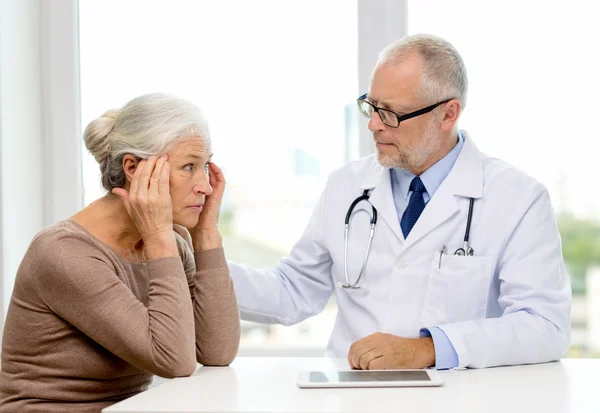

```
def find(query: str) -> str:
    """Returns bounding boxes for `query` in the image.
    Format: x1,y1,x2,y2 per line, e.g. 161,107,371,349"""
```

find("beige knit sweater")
0,220,240,412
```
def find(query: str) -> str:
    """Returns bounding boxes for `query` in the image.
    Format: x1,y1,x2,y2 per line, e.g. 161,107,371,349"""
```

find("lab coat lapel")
401,133,485,251
359,162,404,244
401,175,459,251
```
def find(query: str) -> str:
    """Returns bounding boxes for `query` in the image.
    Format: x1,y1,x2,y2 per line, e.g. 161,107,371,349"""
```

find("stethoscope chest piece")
453,198,476,257
454,245,476,256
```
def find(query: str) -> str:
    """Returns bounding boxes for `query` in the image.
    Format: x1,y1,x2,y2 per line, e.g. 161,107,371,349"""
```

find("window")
79,0,358,353
408,0,600,357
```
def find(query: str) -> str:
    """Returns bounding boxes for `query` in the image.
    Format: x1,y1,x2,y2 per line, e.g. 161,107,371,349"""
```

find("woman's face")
167,137,213,229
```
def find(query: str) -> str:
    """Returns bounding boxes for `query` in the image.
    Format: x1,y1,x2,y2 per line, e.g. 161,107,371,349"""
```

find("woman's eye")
183,164,194,172
204,163,211,174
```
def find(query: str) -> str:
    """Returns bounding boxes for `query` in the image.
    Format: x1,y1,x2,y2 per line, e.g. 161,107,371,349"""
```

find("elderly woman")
0,94,240,412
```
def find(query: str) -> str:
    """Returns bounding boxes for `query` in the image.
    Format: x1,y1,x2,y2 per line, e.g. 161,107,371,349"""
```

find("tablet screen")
309,370,430,383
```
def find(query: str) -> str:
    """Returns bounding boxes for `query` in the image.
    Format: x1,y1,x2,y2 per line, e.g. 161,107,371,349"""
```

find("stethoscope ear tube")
454,197,476,256
370,203,378,225
345,190,371,225
343,189,377,289
464,198,474,243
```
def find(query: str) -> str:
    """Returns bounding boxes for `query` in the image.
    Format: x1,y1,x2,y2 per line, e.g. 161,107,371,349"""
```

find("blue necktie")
400,177,427,238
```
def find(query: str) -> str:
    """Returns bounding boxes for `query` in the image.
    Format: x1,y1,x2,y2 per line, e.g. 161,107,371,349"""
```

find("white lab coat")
229,133,571,368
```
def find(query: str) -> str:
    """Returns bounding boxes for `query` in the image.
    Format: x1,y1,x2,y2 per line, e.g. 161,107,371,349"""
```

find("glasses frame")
357,94,453,128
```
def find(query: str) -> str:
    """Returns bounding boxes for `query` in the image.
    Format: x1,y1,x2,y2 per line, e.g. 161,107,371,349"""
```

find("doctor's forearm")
437,310,570,368
418,336,436,368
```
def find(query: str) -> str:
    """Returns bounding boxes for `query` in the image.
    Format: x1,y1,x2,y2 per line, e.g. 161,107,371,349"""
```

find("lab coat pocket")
422,252,493,327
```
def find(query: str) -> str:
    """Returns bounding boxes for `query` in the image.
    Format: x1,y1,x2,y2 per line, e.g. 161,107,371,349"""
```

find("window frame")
0,0,408,354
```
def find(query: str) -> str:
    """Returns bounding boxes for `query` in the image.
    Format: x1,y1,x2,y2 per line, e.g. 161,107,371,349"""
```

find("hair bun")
83,109,120,164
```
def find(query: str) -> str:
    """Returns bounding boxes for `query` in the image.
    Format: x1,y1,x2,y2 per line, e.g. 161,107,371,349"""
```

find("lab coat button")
395,260,408,271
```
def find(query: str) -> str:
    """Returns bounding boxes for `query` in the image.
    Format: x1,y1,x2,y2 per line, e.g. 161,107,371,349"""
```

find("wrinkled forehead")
168,136,212,161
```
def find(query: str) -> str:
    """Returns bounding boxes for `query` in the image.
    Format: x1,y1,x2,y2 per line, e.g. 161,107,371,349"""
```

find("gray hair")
83,93,210,191
377,34,468,109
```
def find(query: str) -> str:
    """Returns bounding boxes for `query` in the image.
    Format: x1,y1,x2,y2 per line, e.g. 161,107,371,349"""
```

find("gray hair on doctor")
377,33,468,112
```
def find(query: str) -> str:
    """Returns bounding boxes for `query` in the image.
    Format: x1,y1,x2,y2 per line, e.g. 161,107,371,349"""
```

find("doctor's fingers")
366,356,388,370
348,335,377,368
350,343,378,370
347,342,358,368
359,349,384,370
348,334,374,354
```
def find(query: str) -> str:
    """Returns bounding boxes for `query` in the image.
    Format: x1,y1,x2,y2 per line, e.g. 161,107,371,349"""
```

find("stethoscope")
341,190,377,289
454,198,476,256
341,190,476,289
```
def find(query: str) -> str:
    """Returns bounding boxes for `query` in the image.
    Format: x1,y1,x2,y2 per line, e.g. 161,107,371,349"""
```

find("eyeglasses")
357,94,452,128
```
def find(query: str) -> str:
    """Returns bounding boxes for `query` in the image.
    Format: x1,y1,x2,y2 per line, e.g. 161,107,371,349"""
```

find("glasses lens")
378,109,399,128
357,100,373,118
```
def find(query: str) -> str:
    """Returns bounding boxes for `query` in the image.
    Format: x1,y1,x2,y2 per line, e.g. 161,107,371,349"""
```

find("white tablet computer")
297,369,443,388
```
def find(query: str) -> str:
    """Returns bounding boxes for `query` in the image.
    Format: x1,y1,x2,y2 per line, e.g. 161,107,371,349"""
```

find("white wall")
0,0,82,333
39,0,83,226
0,0,45,321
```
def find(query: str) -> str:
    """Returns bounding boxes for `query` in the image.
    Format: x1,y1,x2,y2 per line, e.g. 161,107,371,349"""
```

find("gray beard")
375,120,442,171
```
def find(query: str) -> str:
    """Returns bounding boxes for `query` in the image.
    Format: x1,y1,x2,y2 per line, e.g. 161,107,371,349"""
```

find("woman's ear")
122,155,140,185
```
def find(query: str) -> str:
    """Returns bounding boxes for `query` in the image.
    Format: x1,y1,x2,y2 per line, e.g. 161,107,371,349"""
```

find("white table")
103,357,600,413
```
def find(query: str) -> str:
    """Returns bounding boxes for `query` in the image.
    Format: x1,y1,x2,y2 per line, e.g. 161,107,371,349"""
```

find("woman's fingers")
111,187,129,203
129,159,145,198
159,159,170,200
136,156,158,199
111,155,174,249
149,155,166,199
193,161,225,231
208,162,225,197
209,162,225,184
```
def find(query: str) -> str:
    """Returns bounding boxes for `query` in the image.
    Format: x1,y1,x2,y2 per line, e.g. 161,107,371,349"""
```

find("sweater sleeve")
191,248,241,366
176,232,240,366
32,234,196,378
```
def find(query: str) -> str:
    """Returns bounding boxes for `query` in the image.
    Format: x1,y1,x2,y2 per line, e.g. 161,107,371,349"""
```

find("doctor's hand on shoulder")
348,333,435,370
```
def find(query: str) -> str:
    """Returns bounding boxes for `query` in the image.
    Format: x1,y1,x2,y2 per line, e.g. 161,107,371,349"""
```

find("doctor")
229,34,571,370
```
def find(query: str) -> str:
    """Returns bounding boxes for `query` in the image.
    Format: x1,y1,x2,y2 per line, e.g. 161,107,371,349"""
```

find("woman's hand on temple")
191,162,225,251
112,155,178,259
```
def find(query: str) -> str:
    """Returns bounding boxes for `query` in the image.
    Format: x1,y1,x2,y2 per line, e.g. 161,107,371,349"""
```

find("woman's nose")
193,174,212,195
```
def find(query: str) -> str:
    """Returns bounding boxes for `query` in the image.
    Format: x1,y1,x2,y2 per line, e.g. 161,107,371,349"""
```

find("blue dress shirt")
389,131,465,370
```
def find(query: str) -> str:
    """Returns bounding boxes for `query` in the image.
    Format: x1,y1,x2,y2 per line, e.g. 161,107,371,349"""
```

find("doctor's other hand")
348,333,435,370
191,162,225,251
